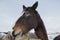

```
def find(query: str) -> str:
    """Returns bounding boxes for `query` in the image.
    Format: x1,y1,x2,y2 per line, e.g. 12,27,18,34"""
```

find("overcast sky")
0,0,60,34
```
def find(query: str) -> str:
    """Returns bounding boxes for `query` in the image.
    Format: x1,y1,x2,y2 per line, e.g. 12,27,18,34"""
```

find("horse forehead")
22,9,33,14
26,7,31,10
23,12,31,17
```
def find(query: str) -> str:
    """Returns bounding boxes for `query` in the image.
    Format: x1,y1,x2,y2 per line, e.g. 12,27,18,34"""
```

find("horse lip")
12,31,23,37
15,32,23,37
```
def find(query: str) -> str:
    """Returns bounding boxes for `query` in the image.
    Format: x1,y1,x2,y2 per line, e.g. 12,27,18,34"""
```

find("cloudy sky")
0,0,60,34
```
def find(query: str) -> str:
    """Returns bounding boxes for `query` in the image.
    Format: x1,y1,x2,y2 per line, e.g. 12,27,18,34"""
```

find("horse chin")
12,31,20,37
15,31,20,35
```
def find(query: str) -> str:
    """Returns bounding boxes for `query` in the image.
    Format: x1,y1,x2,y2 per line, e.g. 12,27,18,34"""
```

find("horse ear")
23,5,26,9
32,1,38,10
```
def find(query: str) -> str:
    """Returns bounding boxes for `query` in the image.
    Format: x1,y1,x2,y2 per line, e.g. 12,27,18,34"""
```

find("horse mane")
34,10,48,40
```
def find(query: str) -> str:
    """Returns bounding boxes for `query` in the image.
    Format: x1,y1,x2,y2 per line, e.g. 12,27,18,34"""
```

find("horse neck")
34,20,48,40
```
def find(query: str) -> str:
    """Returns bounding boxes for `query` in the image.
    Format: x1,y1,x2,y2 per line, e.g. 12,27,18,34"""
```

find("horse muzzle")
12,31,23,37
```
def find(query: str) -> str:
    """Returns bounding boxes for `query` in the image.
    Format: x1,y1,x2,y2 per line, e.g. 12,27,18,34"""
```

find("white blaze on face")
22,11,31,17
25,13,31,16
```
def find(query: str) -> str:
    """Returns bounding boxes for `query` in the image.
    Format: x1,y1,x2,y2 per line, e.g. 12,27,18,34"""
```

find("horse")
12,1,48,40
54,35,60,40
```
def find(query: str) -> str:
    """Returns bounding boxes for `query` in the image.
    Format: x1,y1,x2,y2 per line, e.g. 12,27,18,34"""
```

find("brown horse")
12,1,48,40
54,35,60,40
